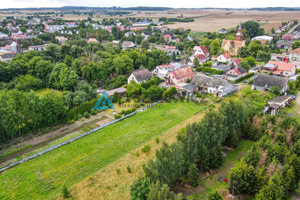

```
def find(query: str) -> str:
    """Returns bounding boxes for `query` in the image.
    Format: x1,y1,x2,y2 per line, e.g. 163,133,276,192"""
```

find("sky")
1,0,300,9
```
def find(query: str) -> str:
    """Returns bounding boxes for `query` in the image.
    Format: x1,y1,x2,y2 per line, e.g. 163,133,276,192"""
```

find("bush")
127,165,132,173
136,152,140,157
70,119,75,124
124,108,137,115
84,111,90,118
155,137,160,144
115,114,122,119
62,185,70,198
142,145,151,153
235,73,254,83
90,109,96,115
130,178,150,200
207,190,224,200
77,114,82,119
116,169,120,174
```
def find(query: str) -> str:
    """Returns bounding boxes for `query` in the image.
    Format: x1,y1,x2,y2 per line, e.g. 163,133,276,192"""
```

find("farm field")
0,101,206,200
61,9,300,32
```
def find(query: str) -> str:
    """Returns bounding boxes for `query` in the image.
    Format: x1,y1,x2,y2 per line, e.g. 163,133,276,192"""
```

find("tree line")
130,89,274,199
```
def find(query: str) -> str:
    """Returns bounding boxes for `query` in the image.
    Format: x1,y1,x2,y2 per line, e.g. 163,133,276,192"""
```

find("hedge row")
235,73,254,83
67,99,98,121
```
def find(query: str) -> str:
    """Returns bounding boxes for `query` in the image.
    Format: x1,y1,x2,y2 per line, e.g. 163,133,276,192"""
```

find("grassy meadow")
0,101,206,200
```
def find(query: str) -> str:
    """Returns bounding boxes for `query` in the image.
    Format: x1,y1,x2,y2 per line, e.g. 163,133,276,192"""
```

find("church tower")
235,24,243,41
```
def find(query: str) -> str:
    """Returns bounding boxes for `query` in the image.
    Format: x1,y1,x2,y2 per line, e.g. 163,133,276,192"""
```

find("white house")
217,53,232,63
193,46,210,57
128,69,153,84
153,63,181,79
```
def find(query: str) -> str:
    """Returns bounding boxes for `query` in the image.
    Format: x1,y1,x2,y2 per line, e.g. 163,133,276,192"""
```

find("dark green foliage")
187,164,199,187
269,86,281,96
255,166,268,192
224,131,239,148
234,73,254,83
243,145,260,166
196,145,210,172
62,184,70,198
196,67,223,75
66,99,98,121
147,181,183,200
83,111,90,118
206,190,224,200
112,92,119,103
127,165,132,173
209,143,223,169
256,172,284,200
130,177,150,200
142,145,151,153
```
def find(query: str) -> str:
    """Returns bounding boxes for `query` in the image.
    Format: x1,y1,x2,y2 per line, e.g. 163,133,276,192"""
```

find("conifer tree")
187,164,199,187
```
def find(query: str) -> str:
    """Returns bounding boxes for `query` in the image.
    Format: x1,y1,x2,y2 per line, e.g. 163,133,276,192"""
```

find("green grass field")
0,101,206,200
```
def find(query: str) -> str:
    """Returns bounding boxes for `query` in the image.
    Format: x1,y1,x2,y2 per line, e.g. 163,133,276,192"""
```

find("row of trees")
130,89,274,199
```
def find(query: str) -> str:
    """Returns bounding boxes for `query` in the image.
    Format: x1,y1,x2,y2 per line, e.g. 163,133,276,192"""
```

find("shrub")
70,119,75,124
116,169,120,174
127,165,132,173
207,189,224,200
77,114,82,119
155,137,160,144
90,109,96,115
62,185,70,198
84,112,90,118
136,152,140,157
115,114,122,119
142,145,151,153
235,73,254,83
130,178,150,200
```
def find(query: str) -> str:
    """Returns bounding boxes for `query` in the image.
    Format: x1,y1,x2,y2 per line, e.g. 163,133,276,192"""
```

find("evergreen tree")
187,164,199,187
197,145,210,172
243,145,260,167
147,181,183,200
256,172,284,200
255,166,268,192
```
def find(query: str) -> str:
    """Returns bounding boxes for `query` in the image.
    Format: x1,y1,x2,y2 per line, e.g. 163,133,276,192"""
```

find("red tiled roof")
268,61,295,72
273,70,282,75
169,68,194,80
200,46,209,54
233,68,242,75
222,53,232,59
164,34,171,38
194,54,206,61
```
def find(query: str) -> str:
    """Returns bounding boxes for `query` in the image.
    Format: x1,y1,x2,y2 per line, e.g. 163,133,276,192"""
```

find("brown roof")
132,69,153,82
222,40,245,48
290,48,300,55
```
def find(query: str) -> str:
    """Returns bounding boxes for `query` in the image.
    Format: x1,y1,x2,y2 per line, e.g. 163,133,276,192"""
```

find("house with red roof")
173,38,180,43
154,63,181,79
226,66,247,81
163,34,172,43
217,53,232,63
282,35,294,41
290,48,300,62
228,59,242,67
165,68,195,85
264,61,296,77
190,54,208,65
193,46,210,57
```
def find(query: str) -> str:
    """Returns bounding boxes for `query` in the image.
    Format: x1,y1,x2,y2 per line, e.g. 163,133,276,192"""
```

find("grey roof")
191,74,230,88
212,64,231,72
182,84,197,90
268,95,291,104
0,53,16,59
237,66,247,74
106,87,126,96
269,104,281,109
133,69,153,82
253,74,288,90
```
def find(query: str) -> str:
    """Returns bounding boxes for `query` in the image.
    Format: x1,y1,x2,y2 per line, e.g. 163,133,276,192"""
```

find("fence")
0,100,163,173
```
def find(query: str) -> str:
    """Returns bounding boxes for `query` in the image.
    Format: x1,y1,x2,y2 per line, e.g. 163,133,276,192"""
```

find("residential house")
217,53,232,63
190,54,208,65
128,69,153,84
28,45,46,51
157,46,180,56
221,24,246,56
191,74,238,97
252,74,288,93
226,66,247,81
165,68,195,85
228,59,242,67
193,46,210,57
55,36,68,43
276,40,293,50
122,41,135,50
266,95,292,115
153,63,181,79
219,29,228,34
141,31,153,40
0,53,16,63
124,31,136,37
263,61,296,77
163,34,172,43
282,35,294,40
251,36,273,45
212,64,231,73
87,38,98,43
106,87,127,98
290,48,300,62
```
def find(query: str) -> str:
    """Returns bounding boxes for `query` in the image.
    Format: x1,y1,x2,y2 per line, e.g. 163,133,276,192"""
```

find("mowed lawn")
0,101,205,200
